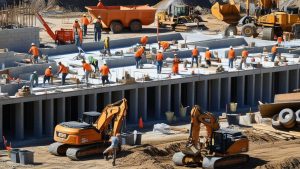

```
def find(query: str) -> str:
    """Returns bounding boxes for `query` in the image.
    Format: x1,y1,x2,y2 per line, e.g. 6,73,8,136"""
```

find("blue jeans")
94,31,101,41
135,57,142,69
229,59,234,68
62,73,68,85
191,56,198,67
33,56,38,64
157,61,163,74
271,53,276,62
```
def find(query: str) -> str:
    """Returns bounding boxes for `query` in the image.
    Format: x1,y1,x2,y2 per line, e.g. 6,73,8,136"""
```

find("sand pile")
256,157,300,169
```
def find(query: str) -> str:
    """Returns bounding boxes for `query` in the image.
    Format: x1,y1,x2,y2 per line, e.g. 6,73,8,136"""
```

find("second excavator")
172,105,249,169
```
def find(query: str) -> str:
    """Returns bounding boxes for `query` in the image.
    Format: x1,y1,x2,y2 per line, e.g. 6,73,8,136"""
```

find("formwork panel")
289,70,298,92
254,74,262,105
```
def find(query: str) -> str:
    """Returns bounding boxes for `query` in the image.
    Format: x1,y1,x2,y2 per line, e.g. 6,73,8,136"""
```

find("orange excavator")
172,105,249,168
48,99,127,160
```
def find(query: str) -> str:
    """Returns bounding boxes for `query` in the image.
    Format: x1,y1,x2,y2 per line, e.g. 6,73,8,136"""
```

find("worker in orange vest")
43,66,53,86
156,50,164,74
73,19,80,31
239,47,249,69
81,14,90,36
172,54,181,75
82,60,93,83
228,46,235,68
277,36,283,45
28,43,40,64
100,61,111,86
191,46,199,67
57,62,69,85
97,0,106,8
135,46,145,69
271,43,278,62
159,41,170,52
205,47,211,67
140,36,148,46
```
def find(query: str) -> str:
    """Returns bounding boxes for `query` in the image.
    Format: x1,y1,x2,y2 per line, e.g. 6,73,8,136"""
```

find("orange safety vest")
205,51,211,60
242,50,248,58
140,36,148,45
45,68,52,77
83,63,92,72
59,64,68,74
135,48,144,58
277,37,283,43
81,17,90,25
173,58,180,74
271,46,277,54
156,53,164,61
161,41,170,50
192,48,199,57
100,65,110,76
29,46,39,57
228,49,235,59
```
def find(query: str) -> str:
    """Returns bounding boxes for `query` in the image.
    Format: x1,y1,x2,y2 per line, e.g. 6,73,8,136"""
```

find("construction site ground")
0,122,300,169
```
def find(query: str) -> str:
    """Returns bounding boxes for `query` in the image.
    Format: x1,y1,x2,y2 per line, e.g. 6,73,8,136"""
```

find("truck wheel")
262,27,274,40
224,25,237,36
295,109,300,125
110,21,123,34
130,21,142,32
279,108,296,129
272,114,282,129
241,24,256,37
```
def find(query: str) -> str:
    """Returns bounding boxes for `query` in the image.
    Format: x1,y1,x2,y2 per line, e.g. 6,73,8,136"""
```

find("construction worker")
43,66,53,86
97,0,106,8
81,14,90,36
73,19,80,31
74,30,85,59
172,54,181,75
228,46,235,68
191,46,199,68
28,43,40,64
160,41,170,52
205,47,211,67
29,71,38,88
240,47,248,69
57,62,68,85
94,16,102,42
103,134,121,166
82,60,93,83
135,46,145,69
103,36,111,57
140,36,148,46
88,56,99,72
271,43,278,62
100,61,111,86
277,36,283,46
156,50,164,74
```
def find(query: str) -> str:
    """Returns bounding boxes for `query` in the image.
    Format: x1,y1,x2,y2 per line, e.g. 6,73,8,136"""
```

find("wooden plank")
274,93,300,103
253,124,300,138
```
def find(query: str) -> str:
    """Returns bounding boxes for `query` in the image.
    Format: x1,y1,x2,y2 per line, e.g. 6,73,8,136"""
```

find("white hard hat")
31,43,35,46
206,47,209,50
103,60,107,64
158,50,162,53
174,53,177,56
49,66,52,69
230,46,233,48
33,71,37,74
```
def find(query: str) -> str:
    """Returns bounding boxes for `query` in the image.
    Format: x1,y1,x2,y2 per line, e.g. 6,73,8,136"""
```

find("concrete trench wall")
1,64,300,141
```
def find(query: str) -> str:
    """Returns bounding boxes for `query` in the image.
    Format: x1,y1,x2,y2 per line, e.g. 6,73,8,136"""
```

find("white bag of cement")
153,123,171,134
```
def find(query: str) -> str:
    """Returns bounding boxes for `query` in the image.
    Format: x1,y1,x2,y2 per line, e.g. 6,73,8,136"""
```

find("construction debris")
15,86,31,97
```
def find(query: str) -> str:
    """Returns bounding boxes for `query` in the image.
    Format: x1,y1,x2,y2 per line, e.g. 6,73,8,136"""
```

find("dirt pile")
243,130,281,144
256,157,300,169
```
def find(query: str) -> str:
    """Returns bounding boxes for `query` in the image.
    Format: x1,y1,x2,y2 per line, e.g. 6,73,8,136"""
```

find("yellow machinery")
48,99,127,160
172,105,249,168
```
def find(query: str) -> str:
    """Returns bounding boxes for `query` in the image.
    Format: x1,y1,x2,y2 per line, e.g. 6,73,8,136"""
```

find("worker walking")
239,47,248,69
140,35,148,46
81,14,90,36
82,60,93,83
156,50,164,74
29,71,38,88
28,43,40,64
103,134,121,166
100,61,111,86
271,43,278,62
228,46,235,68
74,30,85,59
88,56,99,72
57,62,68,85
191,46,199,67
172,54,181,75
135,46,145,69
205,47,211,67
103,37,111,58
43,66,53,86
94,16,102,42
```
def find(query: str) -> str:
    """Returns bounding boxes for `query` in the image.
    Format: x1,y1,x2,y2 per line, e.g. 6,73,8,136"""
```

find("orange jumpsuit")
172,58,180,74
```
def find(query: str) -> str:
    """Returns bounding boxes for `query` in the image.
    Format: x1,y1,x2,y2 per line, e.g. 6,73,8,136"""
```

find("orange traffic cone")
139,117,144,129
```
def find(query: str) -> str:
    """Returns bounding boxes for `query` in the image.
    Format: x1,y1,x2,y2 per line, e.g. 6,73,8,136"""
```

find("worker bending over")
94,16,102,42
239,47,248,69
172,54,181,75
205,47,211,67
88,56,99,72
29,71,38,88
135,46,145,69
82,60,93,83
271,43,278,62
57,62,69,85
81,14,90,36
159,41,170,52
191,46,199,67
43,66,53,86
140,36,148,46
228,46,235,68
73,19,80,32
74,30,85,59
156,50,164,74
103,134,121,166
28,43,40,64
100,61,111,86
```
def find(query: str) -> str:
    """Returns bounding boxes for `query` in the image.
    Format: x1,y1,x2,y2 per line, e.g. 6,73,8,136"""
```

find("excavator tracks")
66,142,111,160
48,142,70,156
203,154,249,169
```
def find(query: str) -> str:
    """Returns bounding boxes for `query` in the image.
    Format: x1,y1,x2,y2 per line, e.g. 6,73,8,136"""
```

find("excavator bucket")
202,154,249,169
211,0,241,24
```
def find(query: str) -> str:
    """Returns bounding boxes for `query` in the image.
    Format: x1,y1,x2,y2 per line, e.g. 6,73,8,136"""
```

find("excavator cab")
82,111,101,125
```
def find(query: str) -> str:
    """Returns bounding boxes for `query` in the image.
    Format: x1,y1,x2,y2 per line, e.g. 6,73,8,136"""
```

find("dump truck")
85,5,156,33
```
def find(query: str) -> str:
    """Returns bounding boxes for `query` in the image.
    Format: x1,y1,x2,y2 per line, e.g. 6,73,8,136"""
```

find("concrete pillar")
78,95,85,119
161,85,171,117
221,78,231,110
15,103,24,140
104,92,111,105
196,81,208,111
187,82,195,108
254,74,263,105
237,76,245,107
57,98,65,123
174,84,181,116
45,99,54,136
246,75,255,106
0,104,2,142
130,89,138,123
155,86,161,119
89,94,97,111
34,100,43,137
209,79,221,111
138,88,147,121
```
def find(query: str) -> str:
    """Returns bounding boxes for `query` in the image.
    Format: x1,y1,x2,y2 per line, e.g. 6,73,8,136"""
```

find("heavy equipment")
48,98,127,160
172,105,249,168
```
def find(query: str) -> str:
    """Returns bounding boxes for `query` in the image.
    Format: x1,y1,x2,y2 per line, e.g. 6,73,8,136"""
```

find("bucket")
246,113,255,123
229,102,237,113
19,150,34,165
121,133,134,146
10,148,20,163
133,132,142,145
165,111,174,123
179,106,188,118
227,114,240,125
